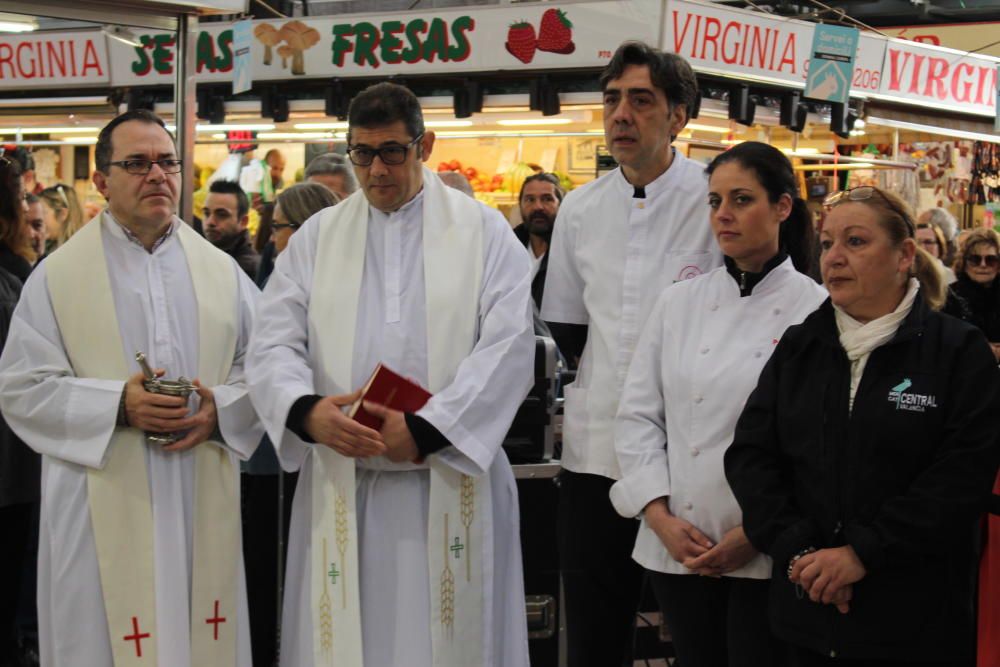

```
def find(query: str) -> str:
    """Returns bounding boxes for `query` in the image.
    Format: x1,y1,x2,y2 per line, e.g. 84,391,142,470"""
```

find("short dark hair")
519,172,565,204
599,41,699,119
347,82,424,144
95,110,173,174
208,180,250,219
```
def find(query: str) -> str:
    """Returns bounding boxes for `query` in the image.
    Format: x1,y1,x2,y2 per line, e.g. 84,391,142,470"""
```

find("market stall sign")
884,23,1000,59
871,38,997,117
0,30,109,89
662,0,886,97
107,1,656,86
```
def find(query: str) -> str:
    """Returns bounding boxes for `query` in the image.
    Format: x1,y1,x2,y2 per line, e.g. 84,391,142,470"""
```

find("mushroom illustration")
254,23,281,66
278,20,321,75
277,44,294,69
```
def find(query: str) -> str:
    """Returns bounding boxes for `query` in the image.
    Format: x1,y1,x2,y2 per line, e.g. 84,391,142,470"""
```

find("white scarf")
834,277,920,411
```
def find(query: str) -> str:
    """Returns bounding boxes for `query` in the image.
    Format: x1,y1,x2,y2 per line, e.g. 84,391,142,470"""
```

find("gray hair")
920,207,958,242
438,171,474,198
275,182,340,227
304,153,358,194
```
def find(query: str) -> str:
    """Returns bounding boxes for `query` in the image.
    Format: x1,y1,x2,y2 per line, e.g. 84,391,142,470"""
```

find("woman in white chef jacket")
610,141,827,667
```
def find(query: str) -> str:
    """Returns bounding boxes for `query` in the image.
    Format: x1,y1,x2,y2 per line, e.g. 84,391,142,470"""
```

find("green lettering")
380,20,404,65
131,36,153,76
401,18,426,64
196,31,215,72
423,18,448,63
151,34,175,75
331,24,354,67
216,30,234,71
353,21,380,68
448,16,475,62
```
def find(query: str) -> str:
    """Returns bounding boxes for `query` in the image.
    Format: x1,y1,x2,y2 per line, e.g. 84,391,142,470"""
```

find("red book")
348,364,433,429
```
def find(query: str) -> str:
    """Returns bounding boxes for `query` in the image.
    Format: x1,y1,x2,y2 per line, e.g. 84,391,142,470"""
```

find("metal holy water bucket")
135,352,195,446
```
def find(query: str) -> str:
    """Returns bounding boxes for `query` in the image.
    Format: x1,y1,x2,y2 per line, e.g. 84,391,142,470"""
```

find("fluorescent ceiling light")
424,120,474,128
435,129,557,137
65,137,97,144
782,148,821,155
496,118,572,126
686,123,732,134
257,132,333,140
0,14,37,32
197,123,275,132
867,116,1000,144
294,122,349,130
0,126,100,134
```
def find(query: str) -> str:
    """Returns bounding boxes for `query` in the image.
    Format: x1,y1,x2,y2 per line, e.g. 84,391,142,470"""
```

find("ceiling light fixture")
0,14,38,32
103,25,142,48
196,123,275,132
496,118,572,126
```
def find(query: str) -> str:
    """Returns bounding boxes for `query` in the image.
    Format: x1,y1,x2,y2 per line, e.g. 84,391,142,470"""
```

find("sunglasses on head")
966,253,999,268
823,186,916,236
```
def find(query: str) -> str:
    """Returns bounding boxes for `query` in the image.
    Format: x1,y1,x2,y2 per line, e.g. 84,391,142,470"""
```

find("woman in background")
37,184,85,254
948,227,1000,362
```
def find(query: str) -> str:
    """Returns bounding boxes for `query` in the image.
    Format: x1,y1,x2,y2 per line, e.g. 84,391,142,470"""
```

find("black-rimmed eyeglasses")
106,159,183,175
347,134,423,167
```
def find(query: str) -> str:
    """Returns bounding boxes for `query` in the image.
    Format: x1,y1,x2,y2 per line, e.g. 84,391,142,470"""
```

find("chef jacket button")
683,502,693,510
691,447,700,457
754,351,763,358
710,304,719,311
700,347,710,354
773,308,781,315
693,395,704,404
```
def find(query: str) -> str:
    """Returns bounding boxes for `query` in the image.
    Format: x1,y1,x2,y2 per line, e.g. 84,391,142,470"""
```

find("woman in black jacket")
725,186,1000,666
0,155,40,667
948,227,1000,362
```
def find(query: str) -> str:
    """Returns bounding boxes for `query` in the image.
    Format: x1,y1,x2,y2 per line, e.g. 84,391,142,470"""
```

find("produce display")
435,159,573,196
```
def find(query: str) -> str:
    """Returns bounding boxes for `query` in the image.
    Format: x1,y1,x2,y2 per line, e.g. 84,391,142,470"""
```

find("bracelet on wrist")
786,547,816,580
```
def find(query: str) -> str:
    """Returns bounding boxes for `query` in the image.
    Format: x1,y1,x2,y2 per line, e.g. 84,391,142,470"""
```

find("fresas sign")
106,2,655,86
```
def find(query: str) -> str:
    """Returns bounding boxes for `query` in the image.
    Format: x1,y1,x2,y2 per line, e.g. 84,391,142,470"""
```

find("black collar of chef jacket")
725,251,788,297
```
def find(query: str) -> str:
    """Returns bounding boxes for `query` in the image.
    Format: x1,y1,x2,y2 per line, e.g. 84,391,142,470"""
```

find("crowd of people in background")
0,39,995,667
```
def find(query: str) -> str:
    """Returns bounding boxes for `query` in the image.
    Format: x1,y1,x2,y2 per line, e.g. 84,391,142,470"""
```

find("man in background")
264,149,286,191
514,173,563,310
23,195,46,262
305,152,358,200
203,180,259,278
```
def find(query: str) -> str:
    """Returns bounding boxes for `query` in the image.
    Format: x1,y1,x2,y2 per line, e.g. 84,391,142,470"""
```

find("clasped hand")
789,546,867,614
304,391,419,462
124,370,218,452
644,500,757,577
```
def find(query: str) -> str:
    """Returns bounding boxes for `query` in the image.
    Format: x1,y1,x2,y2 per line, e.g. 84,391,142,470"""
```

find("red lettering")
923,56,948,99
16,43,35,79
700,17,720,61
974,65,996,106
721,21,740,64
912,35,941,46
740,23,750,65
887,49,907,91
0,44,11,79
82,39,103,76
768,29,778,71
778,33,796,73
672,11,695,55
46,41,67,78
69,40,77,76
749,26,767,69
951,63,975,103
907,54,925,94
690,15,702,58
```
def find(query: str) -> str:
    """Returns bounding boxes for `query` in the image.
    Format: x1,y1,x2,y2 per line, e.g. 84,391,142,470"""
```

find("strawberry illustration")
537,8,574,54
506,21,537,64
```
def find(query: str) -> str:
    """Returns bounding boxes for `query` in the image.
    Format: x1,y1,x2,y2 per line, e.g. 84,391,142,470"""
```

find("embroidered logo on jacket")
887,378,937,412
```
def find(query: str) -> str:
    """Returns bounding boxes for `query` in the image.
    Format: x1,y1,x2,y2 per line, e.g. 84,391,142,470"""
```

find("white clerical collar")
102,210,177,253
368,188,425,221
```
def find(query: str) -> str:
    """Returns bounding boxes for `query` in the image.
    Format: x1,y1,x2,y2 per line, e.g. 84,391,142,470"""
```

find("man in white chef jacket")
542,41,723,666
0,109,263,667
246,82,535,667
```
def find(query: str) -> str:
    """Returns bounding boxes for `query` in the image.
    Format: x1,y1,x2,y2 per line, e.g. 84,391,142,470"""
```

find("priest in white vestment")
246,82,534,667
0,111,263,667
